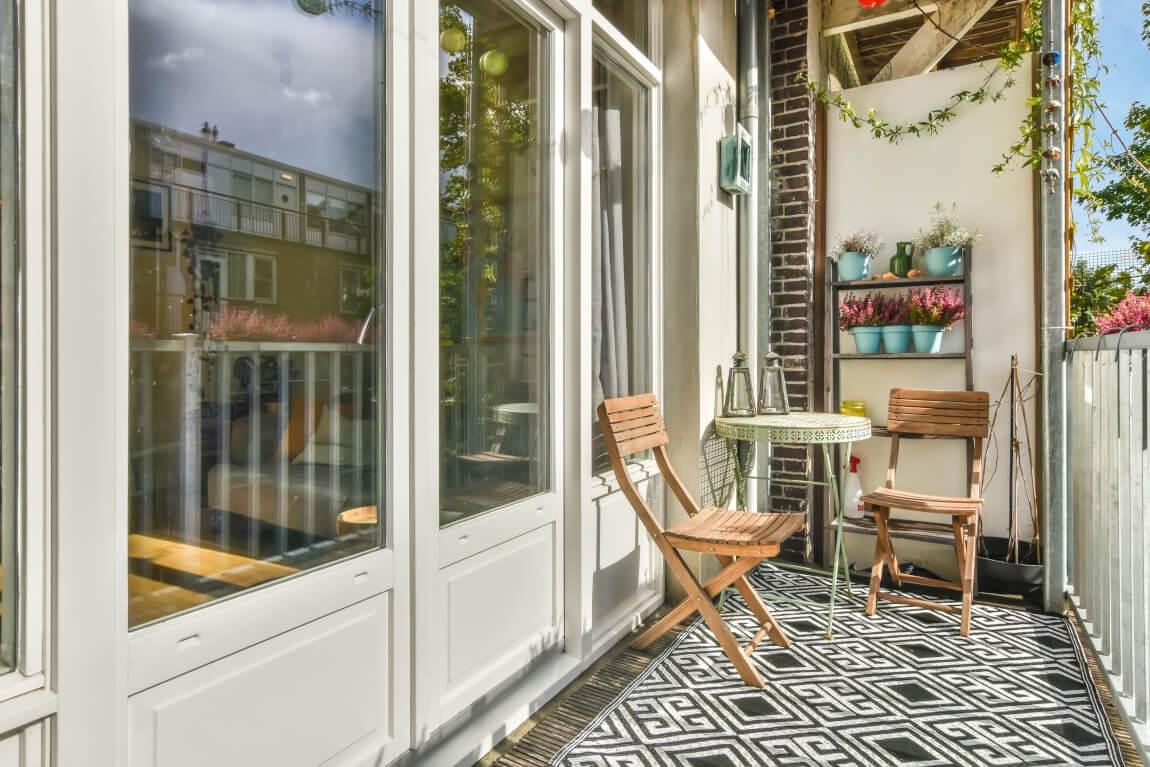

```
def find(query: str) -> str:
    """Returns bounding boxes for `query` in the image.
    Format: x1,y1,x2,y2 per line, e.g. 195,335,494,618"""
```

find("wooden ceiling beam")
823,0,939,37
871,0,999,82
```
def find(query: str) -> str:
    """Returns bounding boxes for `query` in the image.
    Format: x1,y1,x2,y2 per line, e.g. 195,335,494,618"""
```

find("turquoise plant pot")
881,324,913,354
837,251,871,281
851,326,883,354
924,246,962,276
912,325,946,353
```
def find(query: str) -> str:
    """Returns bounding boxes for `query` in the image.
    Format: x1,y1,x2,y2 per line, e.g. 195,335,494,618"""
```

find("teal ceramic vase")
837,252,871,281
851,326,883,354
924,246,962,276
912,325,946,353
881,325,913,354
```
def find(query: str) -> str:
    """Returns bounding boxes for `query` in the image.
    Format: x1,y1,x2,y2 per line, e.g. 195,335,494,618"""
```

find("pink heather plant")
908,286,965,329
206,307,362,343
1096,292,1150,334
874,293,910,325
839,294,883,330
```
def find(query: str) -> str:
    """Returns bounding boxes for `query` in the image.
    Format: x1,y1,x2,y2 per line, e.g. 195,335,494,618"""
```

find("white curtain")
592,106,630,411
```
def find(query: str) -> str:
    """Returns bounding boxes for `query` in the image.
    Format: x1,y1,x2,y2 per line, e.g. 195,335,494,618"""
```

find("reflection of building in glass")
127,118,381,627
130,119,375,339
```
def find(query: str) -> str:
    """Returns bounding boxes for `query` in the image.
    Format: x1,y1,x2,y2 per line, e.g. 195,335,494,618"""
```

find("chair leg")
960,520,977,636
867,506,896,616
729,572,791,649
657,549,765,687
632,554,762,650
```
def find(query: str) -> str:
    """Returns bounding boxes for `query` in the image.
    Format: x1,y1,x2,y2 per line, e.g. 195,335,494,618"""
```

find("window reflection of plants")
438,3,535,413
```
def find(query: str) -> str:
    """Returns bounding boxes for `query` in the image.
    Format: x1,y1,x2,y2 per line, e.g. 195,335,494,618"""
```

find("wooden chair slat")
611,412,662,435
890,396,988,410
887,419,988,438
615,430,669,456
891,388,989,403
888,406,989,423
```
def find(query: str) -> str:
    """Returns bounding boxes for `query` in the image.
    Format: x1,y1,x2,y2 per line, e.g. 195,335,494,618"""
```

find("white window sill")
589,457,660,501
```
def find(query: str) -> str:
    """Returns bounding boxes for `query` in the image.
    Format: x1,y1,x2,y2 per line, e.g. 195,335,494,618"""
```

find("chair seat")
861,487,982,516
664,507,806,554
457,451,529,465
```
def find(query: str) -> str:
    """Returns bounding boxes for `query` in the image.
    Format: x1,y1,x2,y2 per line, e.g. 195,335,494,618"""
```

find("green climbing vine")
802,0,1105,232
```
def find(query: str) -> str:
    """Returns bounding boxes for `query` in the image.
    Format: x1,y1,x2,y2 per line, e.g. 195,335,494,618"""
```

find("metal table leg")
821,442,853,640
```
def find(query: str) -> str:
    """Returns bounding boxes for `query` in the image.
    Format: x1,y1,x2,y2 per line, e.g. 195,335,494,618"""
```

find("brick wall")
768,0,818,561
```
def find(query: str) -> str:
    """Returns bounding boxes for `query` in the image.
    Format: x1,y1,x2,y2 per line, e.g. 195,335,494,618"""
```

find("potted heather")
908,286,965,353
839,293,884,354
877,293,912,354
915,203,980,277
832,228,884,282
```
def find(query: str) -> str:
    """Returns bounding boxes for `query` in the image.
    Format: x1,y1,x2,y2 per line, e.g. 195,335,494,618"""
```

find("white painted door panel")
0,723,45,767
130,595,391,767
438,523,559,721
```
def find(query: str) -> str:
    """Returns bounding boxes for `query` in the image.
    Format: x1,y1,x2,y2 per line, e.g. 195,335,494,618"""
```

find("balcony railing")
164,182,370,255
1066,330,1150,752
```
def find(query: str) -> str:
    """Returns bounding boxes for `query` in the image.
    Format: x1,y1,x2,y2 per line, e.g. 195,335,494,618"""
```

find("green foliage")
1088,103,1150,254
802,0,1115,246
1070,260,1133,336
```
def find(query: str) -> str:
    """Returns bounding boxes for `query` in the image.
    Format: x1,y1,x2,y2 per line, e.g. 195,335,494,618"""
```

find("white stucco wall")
825,60,1038,578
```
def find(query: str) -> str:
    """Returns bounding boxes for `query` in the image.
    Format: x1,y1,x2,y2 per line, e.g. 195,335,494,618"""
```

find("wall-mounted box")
720,124,753,195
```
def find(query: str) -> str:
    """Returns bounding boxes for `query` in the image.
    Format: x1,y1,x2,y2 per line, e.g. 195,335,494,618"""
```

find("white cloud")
152,47,204,70
282,86,332,107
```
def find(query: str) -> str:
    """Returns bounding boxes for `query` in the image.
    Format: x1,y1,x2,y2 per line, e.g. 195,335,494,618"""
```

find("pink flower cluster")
1096,292,1150,335
205,308,364,343
908,286,964,329
839,292,910,330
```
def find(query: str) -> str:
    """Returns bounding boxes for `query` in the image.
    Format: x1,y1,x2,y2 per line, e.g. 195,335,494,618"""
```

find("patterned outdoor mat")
551,565,1125,766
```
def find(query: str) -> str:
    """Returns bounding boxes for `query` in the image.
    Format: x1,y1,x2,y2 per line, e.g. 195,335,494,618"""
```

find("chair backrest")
597,394,669,457
887,388,990,438
884,388,990,498
597,394,699,539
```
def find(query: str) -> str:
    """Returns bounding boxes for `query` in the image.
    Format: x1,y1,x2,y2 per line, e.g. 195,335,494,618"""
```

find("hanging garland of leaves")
801,0,1104,225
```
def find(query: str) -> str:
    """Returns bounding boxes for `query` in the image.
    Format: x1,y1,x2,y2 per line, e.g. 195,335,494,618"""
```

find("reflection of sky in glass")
130,0,379,188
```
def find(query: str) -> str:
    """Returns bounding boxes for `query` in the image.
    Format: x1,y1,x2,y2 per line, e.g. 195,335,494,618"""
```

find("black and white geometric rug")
553,566,1124,766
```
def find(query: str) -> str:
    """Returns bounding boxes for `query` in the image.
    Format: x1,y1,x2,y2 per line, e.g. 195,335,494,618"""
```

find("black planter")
977,536,1043,597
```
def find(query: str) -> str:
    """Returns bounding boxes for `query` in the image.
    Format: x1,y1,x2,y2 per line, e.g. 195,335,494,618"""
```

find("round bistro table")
714,412,871,640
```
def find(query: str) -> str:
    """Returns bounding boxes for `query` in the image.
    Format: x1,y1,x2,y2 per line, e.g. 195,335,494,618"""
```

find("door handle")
357,306,377,345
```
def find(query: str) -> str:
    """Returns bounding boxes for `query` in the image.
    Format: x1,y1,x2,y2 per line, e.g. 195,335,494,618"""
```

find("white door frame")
409,0,571,743
53,0,413,762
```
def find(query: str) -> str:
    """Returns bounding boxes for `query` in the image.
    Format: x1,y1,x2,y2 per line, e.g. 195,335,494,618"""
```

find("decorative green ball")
439,28,467,54
479,49,509,77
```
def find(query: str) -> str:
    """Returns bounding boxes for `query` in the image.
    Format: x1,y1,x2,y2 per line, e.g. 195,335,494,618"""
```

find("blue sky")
130,0,380,188
1074,0,1149,253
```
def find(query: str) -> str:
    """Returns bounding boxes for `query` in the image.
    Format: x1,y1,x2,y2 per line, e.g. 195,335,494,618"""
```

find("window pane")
439,1,549,527
0,0,17,672
128,0,385,628
591,52,650,473
593,0,648,54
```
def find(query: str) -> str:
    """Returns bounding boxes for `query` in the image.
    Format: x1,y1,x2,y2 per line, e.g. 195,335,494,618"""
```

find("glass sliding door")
591,50,650,472
438,1,549,526
127,0,385,628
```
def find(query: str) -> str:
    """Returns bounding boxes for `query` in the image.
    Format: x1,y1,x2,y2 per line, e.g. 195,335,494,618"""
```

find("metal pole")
737,0,761,510
1039,0,1068,613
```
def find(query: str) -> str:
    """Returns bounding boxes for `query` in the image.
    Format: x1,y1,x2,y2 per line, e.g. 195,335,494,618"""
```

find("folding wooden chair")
598,394,805,687
863,388,990,636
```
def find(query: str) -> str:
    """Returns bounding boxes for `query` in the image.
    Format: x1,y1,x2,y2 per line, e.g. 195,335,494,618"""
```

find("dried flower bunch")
832,228,884,259
908,286,965,328
1096,292,1150,334
915,203,981,250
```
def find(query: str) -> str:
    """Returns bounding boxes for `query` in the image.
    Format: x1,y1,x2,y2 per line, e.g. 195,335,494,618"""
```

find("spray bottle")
844,455,864,519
